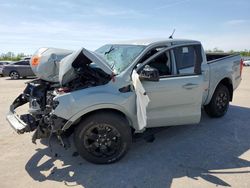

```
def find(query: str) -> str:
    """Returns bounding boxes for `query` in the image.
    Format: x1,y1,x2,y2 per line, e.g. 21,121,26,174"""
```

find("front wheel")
74,112,132,164
204,84,230,118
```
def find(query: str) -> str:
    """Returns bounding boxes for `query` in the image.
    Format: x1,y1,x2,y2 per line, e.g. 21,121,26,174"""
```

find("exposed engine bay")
64,52,111,91
9,48,112,144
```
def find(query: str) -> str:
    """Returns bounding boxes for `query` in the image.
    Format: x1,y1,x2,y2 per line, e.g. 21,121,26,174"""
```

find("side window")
14,61,22,65
174,45,202,74
149,51,171,76
142,51,171,77
15,61,29,65
138,46,166,64
23,61,30,65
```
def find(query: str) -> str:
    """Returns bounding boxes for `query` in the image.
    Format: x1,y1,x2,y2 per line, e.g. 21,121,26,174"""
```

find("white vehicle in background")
243,59,250,66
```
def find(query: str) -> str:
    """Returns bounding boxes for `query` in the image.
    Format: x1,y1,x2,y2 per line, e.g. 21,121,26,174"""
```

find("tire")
204,84,230,118
9,71,20,79
74,112,132,164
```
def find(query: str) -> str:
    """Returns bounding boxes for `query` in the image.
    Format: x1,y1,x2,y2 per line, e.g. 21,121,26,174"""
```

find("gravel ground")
0,68,249,188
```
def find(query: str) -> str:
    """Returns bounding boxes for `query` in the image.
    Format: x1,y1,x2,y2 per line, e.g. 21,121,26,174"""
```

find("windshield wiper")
104,45,114,55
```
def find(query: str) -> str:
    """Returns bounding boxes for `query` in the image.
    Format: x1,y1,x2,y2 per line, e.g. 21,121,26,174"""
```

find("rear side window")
15,61,29,65
174,45,202,73
15,61,24,65
23,61,30,65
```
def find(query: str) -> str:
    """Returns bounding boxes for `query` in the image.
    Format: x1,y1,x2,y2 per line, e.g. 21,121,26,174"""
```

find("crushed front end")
7,79,67,143
6,47,113,145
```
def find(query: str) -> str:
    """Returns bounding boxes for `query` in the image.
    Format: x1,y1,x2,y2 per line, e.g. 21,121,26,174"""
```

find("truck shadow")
25,105,250,188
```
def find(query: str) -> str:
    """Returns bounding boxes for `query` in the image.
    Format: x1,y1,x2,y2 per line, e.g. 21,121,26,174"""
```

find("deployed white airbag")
132,70,150,130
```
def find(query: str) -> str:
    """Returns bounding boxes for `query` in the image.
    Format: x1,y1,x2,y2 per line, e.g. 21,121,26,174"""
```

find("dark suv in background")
2,60,35,79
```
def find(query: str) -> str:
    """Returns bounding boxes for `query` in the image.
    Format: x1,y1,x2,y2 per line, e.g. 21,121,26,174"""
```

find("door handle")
182,83,199,89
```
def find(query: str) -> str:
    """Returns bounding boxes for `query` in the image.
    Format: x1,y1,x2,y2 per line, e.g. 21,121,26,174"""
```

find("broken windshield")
95,44,145,74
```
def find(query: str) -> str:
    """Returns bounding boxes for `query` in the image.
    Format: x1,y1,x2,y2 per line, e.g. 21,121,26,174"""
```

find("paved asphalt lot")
0,68,249,188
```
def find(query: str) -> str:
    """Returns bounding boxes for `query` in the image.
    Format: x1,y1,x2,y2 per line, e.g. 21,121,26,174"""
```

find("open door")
136,44,204,128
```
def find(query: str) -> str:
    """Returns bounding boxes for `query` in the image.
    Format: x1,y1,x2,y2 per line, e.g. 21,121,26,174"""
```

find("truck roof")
112,38,200,46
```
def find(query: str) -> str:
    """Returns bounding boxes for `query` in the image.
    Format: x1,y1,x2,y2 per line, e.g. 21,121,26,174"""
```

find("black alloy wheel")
83,123,122,158
74,112,132,164
204,84,230,118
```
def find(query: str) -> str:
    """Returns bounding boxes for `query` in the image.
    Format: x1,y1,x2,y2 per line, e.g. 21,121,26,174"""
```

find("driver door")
138,45,204,127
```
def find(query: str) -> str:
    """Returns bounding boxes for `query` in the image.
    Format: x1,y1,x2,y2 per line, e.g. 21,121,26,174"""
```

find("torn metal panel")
59,48,113,85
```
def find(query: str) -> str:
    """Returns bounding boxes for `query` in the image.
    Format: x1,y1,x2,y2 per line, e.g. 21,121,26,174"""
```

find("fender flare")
205,76,233,105
61,103,137,130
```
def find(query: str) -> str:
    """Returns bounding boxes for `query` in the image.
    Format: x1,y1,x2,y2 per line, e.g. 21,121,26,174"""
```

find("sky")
0,0,250,54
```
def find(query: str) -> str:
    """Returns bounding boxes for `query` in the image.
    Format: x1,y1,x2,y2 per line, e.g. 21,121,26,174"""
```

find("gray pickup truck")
6,39,242,164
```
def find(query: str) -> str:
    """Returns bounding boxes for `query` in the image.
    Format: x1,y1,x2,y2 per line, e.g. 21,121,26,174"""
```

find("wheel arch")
218,77,233,101
206,77,233,105
62,106,135,132
204,77,232,118
73,108,133,164
9,70,19,75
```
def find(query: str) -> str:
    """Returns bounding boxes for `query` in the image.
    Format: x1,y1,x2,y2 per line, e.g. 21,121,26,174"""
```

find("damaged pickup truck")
6,39,243,164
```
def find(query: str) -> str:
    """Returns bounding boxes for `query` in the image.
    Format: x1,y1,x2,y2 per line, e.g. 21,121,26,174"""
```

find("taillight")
240,59,243,77
57,87,71,94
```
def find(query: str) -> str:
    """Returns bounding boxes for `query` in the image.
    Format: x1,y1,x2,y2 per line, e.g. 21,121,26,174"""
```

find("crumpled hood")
31,47,113,85
59,48,113,85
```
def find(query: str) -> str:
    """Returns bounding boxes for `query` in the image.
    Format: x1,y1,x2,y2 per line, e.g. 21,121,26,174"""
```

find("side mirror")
139,65,159,81
136,63,141,68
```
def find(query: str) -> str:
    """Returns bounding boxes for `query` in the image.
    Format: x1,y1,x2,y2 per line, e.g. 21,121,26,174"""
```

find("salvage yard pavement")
0,68,250,188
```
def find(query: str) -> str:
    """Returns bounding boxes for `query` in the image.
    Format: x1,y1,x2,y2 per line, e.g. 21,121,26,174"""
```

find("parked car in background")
0,61,12,76
243,59,250,66
2,60,35,79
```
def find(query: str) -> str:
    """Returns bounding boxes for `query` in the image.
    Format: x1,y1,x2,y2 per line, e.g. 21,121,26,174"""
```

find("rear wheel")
9,71,20,79
204,84,230,118
74,112,132,164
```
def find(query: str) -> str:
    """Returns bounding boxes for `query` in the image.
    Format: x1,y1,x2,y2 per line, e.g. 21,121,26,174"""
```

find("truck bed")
206,53,239,63
204,53,242,105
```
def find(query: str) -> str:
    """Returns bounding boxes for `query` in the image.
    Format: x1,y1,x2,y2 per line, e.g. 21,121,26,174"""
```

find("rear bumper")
2,69,10,77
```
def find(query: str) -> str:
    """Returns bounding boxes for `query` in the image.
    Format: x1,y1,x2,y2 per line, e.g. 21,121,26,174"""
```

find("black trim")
207,53,240,64
135,42,201,74
194,45,202,74
159,73,200,79
173,44,202,74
